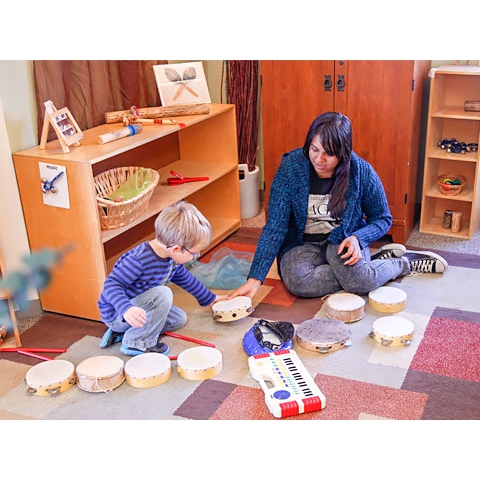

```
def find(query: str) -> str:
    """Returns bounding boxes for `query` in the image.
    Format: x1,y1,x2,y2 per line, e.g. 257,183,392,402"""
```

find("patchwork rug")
1,227,479,422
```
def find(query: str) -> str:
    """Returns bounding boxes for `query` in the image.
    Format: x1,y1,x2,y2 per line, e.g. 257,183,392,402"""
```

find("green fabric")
108,168,152,201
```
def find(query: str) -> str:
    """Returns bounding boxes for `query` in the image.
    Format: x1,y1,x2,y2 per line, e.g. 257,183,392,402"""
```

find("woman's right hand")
227,278,262,300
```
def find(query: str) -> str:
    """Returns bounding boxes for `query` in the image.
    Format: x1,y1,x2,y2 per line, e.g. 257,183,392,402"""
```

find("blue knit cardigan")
248,148,393,283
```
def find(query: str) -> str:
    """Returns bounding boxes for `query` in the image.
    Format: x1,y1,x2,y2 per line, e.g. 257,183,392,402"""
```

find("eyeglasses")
167,244,200,261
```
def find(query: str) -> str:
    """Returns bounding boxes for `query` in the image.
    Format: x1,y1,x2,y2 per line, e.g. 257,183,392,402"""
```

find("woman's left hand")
338,235,362,266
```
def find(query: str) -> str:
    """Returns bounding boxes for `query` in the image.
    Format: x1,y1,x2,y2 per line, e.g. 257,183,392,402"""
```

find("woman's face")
309,135,339,178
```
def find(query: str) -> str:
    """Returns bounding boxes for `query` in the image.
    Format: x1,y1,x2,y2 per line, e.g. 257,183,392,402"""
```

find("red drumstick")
0,347,67,353
17,349,53,361
164,331,215,348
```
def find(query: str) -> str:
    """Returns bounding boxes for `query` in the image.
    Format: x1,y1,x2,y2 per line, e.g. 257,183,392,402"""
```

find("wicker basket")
437,174,467,196
95,166,160,230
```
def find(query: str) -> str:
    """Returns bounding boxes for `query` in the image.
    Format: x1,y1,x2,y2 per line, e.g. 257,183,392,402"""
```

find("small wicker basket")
437,174,467,196
94,166,160,230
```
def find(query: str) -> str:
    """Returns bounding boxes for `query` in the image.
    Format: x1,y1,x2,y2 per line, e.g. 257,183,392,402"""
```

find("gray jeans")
105,286,187,350
279,242,410,298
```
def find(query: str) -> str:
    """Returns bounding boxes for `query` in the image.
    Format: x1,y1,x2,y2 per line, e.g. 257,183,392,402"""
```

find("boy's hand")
124,306,147,328
209,294,228,307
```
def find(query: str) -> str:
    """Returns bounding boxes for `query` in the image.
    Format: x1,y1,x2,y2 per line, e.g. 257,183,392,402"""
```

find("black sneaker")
120,342,170,356
404,251,448,274
371,243,406,261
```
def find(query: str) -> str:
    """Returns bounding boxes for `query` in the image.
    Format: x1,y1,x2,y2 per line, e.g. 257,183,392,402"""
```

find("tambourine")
324,292,365,323
369,316,414,347
25,359,76,397
212,296,254,322
368,286,407,313
124,352,171,389
296,317,352,354
76,355,125,393
177,346,222,380
242,319,295,356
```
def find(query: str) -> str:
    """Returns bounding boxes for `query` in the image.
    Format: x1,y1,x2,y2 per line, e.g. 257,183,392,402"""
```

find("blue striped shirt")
98,242,216,323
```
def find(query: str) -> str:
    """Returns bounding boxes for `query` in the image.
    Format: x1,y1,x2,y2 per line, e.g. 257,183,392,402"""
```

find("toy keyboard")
248,348,326,418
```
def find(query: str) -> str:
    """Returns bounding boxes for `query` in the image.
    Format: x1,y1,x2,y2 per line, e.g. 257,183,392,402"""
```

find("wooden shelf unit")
13,103,241,321
420,66,480,239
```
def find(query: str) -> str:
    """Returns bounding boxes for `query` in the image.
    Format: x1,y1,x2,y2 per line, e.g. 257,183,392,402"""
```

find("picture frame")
153,61,211,107
40,100,83,153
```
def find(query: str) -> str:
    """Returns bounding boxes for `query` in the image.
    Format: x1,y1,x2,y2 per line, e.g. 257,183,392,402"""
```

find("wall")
0,61,37,287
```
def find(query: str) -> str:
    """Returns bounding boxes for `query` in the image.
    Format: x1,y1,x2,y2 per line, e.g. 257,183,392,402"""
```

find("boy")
98,201,226,356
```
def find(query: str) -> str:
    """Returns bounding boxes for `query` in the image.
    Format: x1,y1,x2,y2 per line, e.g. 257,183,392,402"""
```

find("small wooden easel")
40,100,83,153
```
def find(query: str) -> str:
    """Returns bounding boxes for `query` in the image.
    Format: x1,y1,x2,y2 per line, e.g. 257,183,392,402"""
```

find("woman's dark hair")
302,112,352,219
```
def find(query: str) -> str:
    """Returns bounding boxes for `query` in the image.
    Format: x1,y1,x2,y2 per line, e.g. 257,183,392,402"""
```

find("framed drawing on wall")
153,61,211,107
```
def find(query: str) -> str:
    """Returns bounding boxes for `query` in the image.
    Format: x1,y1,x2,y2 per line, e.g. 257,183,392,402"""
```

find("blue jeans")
105,286,187,350
279,242,410,297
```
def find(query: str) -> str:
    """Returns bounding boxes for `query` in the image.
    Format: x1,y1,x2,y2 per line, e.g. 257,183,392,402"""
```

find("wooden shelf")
13,103,241,321
420,67,480,240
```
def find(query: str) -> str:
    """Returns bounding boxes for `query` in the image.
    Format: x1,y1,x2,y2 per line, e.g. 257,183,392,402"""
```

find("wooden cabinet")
419,65,480,239
261,60,430,244
13,104,241,321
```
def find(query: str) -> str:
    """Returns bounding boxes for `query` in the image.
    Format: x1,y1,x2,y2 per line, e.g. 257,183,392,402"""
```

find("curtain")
33,60,167,142
224,61,260,171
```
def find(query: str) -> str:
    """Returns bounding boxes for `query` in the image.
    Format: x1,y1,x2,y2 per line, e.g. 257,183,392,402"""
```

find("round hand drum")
368,286,407,313
296,317,352,354
25,359,76,397
76,355,125,393
177,346,222,380
369,316,414,347
324,292,365,323
212,296,254,322
125,352,171,389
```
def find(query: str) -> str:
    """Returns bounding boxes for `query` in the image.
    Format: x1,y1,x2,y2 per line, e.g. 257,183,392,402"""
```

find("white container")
238,164,260,219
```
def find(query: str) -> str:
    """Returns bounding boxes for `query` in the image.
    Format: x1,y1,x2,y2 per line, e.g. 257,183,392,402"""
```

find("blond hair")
154,201,212,250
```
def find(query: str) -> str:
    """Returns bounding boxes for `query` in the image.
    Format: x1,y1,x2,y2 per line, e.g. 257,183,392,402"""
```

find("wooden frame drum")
296,318,352,354
369,316,414,347
125,352,171,388
26,359,76,397
76,355,125,393
368,286,407,313
177,346,222,380
212,296,254,322
324,293,365,323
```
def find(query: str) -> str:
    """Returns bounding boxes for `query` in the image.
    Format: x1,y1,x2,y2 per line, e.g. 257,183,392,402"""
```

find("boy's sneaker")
404,251,448,274
371,243,406,261
120,342,170,356
100,328,124,348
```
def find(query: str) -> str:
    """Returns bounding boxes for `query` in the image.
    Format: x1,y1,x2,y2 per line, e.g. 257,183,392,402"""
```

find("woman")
230,112,447,300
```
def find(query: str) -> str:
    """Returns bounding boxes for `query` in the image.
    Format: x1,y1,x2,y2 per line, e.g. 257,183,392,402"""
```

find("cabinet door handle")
323,74,332,92
336,74,345,92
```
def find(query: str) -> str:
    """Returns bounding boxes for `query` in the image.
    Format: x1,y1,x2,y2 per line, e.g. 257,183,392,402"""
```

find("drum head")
26,359,74,385
125,353,171,388
325,293,365,323
372,316,414,337
177,346,222,380
296,318,351,353
369,286,407,313
76,355,124,377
